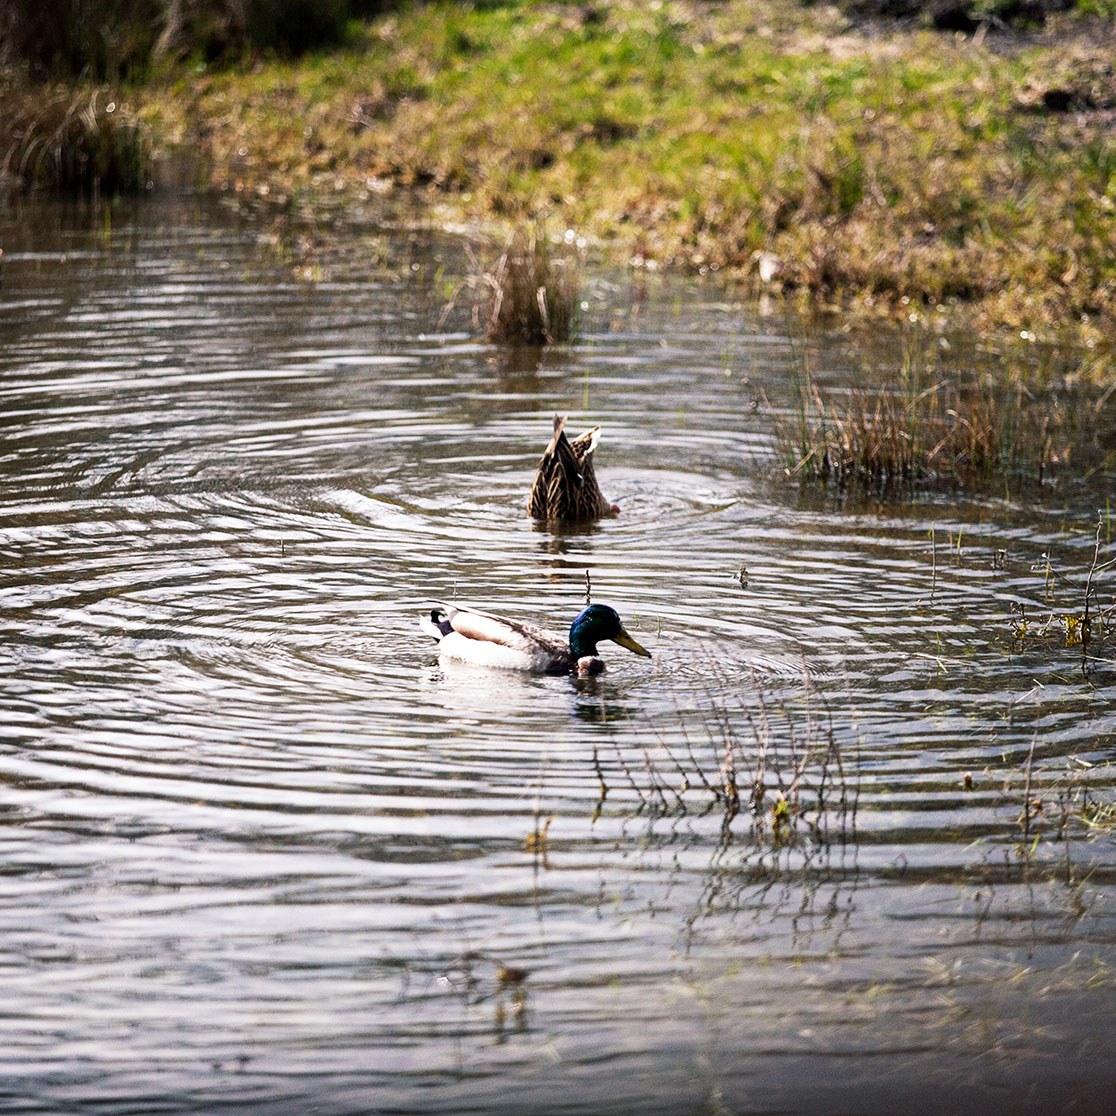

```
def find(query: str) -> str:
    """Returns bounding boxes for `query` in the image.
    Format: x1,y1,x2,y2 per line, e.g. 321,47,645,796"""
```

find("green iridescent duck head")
568,604,651,662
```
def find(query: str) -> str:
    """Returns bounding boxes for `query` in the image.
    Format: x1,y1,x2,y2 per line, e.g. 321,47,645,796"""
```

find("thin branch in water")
1081,515,1104,678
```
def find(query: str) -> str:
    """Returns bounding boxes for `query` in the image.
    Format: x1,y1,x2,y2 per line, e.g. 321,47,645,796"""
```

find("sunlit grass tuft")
468,226,583,346
1082,796,1116,832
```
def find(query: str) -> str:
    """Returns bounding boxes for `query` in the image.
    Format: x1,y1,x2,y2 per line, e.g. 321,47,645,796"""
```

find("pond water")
1,196,1114,1116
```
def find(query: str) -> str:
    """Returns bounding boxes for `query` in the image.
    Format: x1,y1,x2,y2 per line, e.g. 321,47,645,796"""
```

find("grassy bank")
7,2,1116,360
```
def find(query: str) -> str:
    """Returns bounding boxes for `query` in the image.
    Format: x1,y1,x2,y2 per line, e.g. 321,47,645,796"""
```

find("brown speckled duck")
528,415,618,523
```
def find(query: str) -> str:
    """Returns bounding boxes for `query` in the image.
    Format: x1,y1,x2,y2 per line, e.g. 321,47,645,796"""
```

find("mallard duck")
421,601,651,676
528,415,618,522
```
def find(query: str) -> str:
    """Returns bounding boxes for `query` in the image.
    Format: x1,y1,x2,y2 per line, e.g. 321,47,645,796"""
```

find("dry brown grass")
466,226,583,346
772,352,1100,495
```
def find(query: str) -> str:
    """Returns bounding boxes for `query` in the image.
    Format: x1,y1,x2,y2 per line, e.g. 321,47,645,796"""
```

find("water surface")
1,197,1114,1115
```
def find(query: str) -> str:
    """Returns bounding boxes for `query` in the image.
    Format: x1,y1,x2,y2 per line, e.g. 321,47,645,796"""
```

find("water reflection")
0,197,1114,1115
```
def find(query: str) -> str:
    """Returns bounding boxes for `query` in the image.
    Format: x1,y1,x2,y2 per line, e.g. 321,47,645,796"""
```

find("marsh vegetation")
448,225,584,345
772,339,1116,496
601,661,860,846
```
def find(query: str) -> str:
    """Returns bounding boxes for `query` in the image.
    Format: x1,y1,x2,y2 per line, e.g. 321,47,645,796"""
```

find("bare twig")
1081,515,1103,678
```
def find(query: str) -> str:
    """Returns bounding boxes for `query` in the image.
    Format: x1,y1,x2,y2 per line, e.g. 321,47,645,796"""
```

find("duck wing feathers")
430,602,572,673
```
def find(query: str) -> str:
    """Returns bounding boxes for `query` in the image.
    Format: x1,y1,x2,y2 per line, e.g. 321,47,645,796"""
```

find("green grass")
6,1,1113,364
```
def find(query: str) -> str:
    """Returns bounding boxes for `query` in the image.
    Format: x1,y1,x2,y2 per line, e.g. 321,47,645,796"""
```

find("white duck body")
421,602,571,674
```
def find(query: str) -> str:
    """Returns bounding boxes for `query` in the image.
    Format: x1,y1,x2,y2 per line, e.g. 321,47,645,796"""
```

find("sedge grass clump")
0,86,151,193
773,350,1099,496
469,226,583,346
776,378,1006,493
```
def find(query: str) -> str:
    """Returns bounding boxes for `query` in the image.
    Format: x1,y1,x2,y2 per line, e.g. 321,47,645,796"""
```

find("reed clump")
773,357,1099,495
0,85,151,193
469,226,583,346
